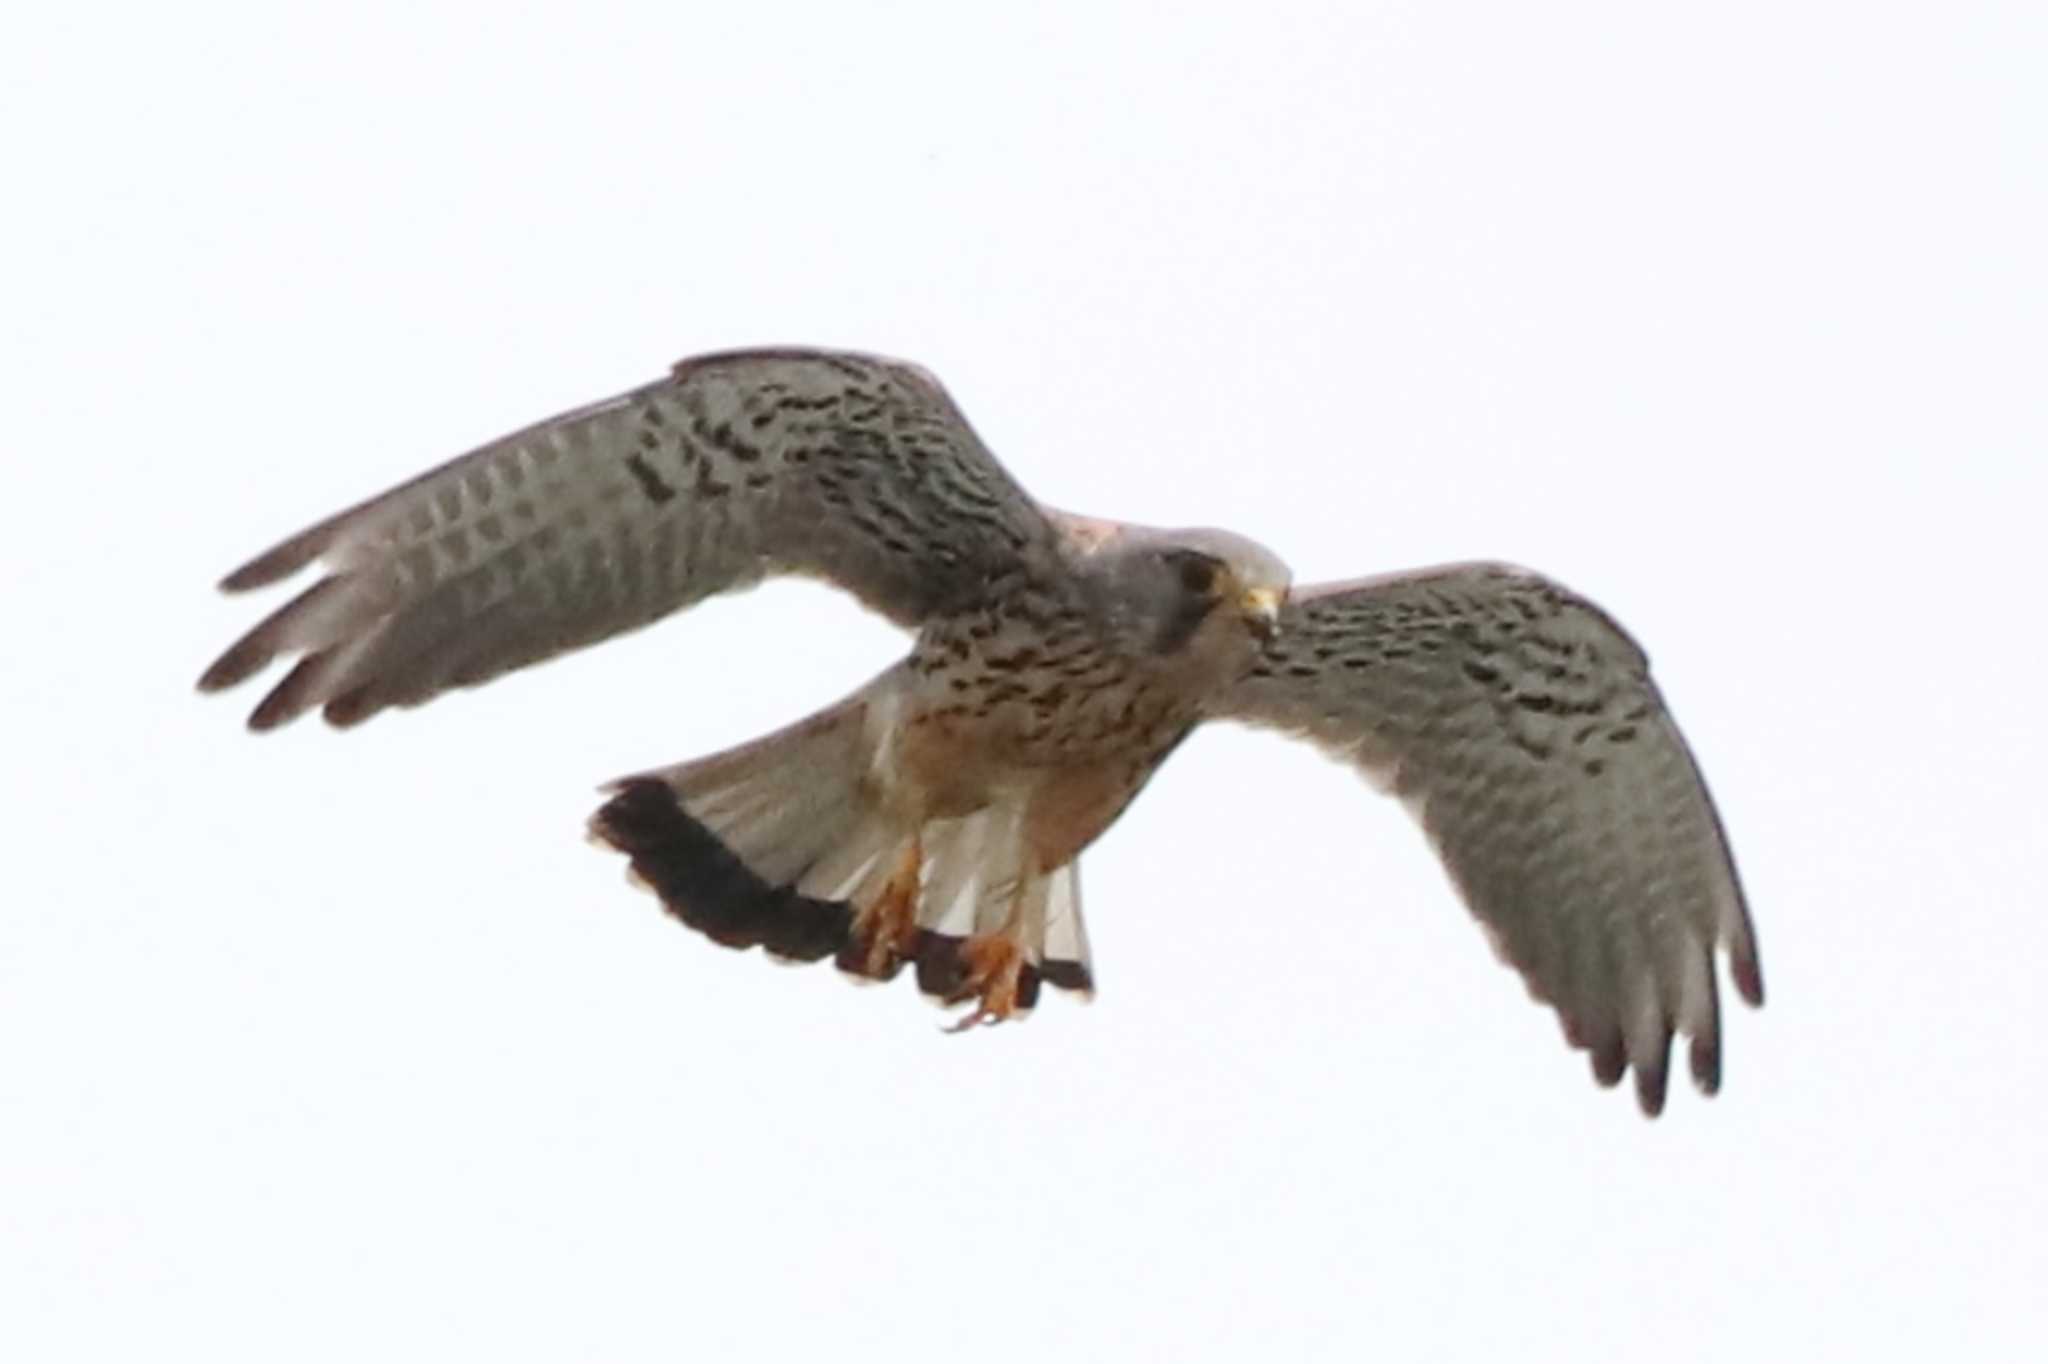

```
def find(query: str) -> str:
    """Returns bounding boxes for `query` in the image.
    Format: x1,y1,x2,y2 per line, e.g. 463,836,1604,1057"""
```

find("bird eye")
1169,552,1222,597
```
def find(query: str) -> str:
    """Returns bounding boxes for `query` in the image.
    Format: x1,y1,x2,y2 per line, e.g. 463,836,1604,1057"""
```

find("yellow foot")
943,933,1031,1031
842,840,922,979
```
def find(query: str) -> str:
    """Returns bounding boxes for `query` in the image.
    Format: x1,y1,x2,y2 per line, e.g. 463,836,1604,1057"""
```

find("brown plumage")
201,347,1761,1115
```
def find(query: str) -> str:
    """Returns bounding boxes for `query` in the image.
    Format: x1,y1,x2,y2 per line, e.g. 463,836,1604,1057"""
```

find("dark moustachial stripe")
592,779,851,961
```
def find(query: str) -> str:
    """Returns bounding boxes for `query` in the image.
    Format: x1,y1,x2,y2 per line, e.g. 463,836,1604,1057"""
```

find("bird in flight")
200,348,1762,1114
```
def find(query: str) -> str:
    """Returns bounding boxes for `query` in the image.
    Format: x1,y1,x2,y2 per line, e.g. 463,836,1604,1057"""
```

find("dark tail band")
592,779,853,962
591,778,1096,1002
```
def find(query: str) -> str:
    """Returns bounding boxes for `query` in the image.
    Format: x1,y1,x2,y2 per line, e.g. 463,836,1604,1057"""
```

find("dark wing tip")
196,638,271,694
1588,1027,1627,1089
244,654,327,731
218,529,329,593
1577,1008,1713,1114
320,685,381,729
1688,1031,1723,1095
1732,946,1765,1008
1635,1076,1669,1118
220,562,278,593
1633,1042,1673,1118
204,563,354,698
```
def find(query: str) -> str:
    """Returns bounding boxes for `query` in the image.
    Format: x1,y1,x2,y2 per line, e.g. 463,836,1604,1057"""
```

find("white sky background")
4,2,2043,1358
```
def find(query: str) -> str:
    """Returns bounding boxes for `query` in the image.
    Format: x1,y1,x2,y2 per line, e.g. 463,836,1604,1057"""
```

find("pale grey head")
1081,524,1293,663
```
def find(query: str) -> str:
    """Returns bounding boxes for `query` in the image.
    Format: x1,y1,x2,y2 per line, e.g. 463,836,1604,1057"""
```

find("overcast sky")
6,3,2043,1359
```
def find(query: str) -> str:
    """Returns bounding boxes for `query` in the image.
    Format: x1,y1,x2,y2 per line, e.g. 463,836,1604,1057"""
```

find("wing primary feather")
1730,938,1766,1007
1689,1031,1722,1096
1633,1033,1673,1117
1213,562,1761,1114
199,575,362,693
1588,1026,1627,1088
200,349,1058,729
218,522,342,593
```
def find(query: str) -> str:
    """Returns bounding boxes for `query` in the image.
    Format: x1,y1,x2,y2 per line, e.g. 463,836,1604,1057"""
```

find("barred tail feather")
591,779,854,959
590,693,883,958
910,808,1096,1002
1041,865,1093,993
589,690,1096,1010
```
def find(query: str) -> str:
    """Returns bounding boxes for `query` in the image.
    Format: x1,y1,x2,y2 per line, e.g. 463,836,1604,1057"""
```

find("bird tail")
587,685,1096,1009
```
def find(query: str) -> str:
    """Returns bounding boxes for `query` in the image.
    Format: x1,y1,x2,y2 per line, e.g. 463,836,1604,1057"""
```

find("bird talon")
943,1006,1002,1034
840,840,922,979
939,932,1027,1029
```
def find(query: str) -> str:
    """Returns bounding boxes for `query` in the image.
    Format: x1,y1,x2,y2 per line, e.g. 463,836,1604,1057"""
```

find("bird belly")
1021,759,1157,872
891,690,1193,872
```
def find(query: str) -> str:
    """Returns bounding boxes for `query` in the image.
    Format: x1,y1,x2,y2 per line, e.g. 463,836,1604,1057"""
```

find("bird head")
1111,526,1292,661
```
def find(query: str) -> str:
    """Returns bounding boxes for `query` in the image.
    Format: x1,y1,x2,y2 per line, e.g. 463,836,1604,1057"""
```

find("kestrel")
200,348,1763,1114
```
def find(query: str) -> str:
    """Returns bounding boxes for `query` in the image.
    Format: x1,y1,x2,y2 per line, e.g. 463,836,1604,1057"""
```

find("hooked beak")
1239,586,1283,642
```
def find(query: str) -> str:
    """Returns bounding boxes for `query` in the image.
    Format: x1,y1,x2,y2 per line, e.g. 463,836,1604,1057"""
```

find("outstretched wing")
1214,563,1762,1115
200,349,1057,729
